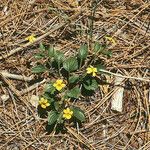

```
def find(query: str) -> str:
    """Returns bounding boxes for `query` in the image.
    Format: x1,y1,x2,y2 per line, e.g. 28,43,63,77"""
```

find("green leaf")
63,57,78,72
39,43,46,51
94,42,104,53
31,65,47,73
69,75,79,84
83,78,98,91
54,101,59,111
48,111,59,125
72,107,85,122
43,93,54,102
67,87,81,98
78,44,88,59
54,51,64,63
44,84,56,94
102,50,112,57
96,64,105,72
34,53,45,59
47,45,55,57
57,113,64,124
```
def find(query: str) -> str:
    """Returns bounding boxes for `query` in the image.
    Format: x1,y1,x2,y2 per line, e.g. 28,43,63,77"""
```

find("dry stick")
20,79,46,95
112,3,150,37
99,69,150,82
138,141,150,150
0,70,34,81
0,22,66,60
0,72,35,115
0,7,82,60
1,79,46,102
66,127,96,150
123,87,146,150
127,43,150,61
0,119,39,149
86,87,116,114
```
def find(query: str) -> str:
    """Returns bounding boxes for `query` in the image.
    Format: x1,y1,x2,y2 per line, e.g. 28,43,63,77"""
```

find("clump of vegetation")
31,41,112,133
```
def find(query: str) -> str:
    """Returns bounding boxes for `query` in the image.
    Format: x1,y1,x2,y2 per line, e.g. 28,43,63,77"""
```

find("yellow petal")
53,83,57,87
43,99,47,103
105,36,116,45
65,114,71,119
69,110,73,115
56,85,62,91
63,114,67,118
41,104,46,109
25,37,29,40
66,108,70,113
93,68,97,72
46,103,50,107
86,68,92,74
39,98,44,104
56,79,63,84
63,109,68,114
61,83,66,88
92,72,96,77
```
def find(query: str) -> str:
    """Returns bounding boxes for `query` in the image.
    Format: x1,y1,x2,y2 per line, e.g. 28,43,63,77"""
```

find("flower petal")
63,109,68,114
61,83,66,88
93,68,97,72
56,85,62,91
86,68,92,74
92,72,96,77
43,99,48,103
46,103,50,107
53,83,57,87
41,104,46,109
69,110,73,115
65,114,71,119
63,114,67,118
56,79,63,84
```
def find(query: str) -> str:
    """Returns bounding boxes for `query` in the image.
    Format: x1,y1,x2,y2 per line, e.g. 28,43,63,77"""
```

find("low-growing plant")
31,41,112,133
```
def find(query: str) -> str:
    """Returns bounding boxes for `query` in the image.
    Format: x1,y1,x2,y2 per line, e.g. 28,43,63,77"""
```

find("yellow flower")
63,108,73,120
105,36,116,45
86,65,97,77
39,97,50,109
25,34,36,43
53,79,66,91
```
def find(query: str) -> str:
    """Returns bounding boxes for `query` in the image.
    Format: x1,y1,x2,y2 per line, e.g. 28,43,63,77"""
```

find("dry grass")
0,0,150,149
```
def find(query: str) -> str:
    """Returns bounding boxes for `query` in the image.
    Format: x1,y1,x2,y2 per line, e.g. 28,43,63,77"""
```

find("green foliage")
69,75,79,84
72,107,85,122
31,64,47,73
43,93,54,102
96,64,105,72
94,42,104,53
47,45,55,57
63,57,78,72
31,31,111,133
54,101,60,111
101,50,112,57
44,83,56,94
83,78,98,91
78,44,88,59
48,111,59,125
34,53,45,59
39,43,46,51
67,87,81,98
54,51,64,64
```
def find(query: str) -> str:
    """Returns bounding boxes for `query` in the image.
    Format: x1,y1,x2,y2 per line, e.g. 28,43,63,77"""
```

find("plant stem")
88,0,98,50
79,59,83,69
58,62,61,76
